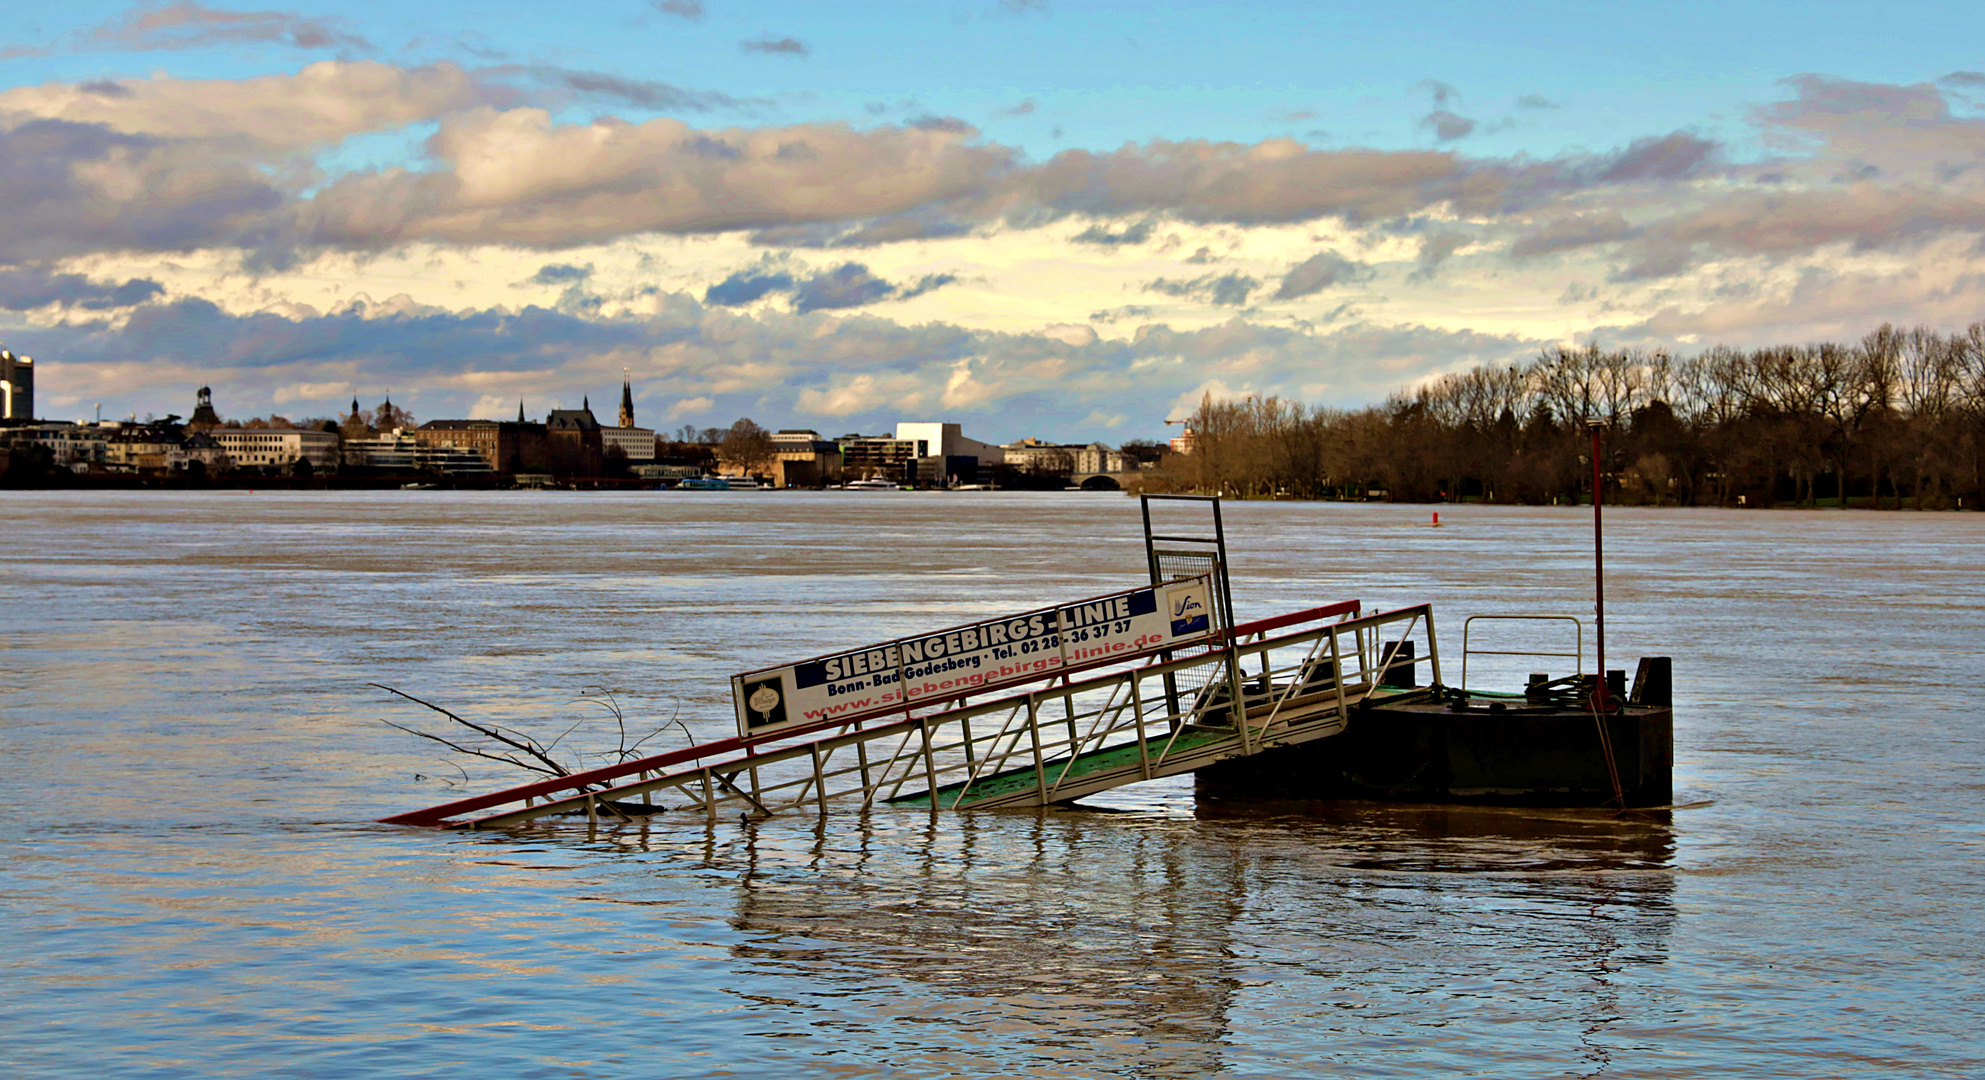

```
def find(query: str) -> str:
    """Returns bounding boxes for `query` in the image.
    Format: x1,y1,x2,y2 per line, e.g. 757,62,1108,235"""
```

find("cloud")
1271,251,1373,300
1070,219,1154,246
1012,139,1472,225
303,110,1008,248
1420,110,1476,141
996,98,1037,116
9,62,1985,316
1516,93,1559,109
741,36,808,57
791,263,899,311
908,115,974,135
8,278,1549,440
1088,304,1154,323
1147,272,1260,306
795,372,928,416
1619,264,1985,346
81,1,373,53
897,273,959,300
704,268,796,306
0,119,286,263
653,0,704,18
747,214,974,248
1413,231,1468,276
668,395,714,418
0,265,164,310
528,263,592,285
702,262,955,311
1510,210,1633,259
529,67,757,112
1595,132,1715,182
0,61,487,149
1418,79,1461,107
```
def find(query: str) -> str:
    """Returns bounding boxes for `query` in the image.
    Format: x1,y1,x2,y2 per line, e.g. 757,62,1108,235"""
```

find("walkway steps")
378,602,1437,830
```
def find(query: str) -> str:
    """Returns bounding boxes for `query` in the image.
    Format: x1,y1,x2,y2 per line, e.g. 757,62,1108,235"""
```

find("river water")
3,492,1980,1078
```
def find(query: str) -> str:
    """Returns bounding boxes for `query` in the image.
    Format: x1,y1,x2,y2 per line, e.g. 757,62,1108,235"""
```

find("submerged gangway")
381,602,1439,830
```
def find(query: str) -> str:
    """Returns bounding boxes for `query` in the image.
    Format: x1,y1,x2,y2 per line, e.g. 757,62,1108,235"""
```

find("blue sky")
3,1,1983,439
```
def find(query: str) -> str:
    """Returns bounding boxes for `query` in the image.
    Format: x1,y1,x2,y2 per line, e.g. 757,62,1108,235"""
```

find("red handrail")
380,597,1367,826
1224,600,1360,639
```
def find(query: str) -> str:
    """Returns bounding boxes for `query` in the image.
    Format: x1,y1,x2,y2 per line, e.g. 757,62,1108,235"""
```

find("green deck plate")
890,728,1234,809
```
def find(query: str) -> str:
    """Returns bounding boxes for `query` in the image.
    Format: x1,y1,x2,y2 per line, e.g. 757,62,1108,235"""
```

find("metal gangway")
379,602,1439,830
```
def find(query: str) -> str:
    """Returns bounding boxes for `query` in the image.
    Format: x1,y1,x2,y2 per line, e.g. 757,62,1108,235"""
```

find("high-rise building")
1,348,33,421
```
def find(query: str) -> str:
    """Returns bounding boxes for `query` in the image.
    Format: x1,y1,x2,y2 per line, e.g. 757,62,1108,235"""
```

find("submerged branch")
380,718,564,777
370,683,572,778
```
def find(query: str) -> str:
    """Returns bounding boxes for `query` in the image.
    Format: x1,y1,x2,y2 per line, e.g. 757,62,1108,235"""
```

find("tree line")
1157,323,1985,508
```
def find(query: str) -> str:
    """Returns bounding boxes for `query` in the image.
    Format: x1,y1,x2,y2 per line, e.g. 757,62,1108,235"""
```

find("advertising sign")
732,576,1216,739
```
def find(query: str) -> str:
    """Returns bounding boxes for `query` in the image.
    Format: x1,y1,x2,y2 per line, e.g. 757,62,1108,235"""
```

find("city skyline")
3,3,1985,442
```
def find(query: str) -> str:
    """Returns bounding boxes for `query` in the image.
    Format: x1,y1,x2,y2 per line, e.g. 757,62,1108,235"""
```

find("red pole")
1589,421,1608,712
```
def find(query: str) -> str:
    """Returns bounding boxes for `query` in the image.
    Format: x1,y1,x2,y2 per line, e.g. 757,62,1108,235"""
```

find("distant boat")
400,482,438,490
679,476,730,491
726,477,770,490
843,477,901,490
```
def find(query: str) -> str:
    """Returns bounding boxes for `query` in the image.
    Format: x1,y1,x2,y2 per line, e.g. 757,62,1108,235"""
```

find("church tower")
619,368,635,428
188,385,222,431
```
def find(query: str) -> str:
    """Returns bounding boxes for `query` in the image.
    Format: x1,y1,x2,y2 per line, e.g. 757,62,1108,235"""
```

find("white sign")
732,576,1216,739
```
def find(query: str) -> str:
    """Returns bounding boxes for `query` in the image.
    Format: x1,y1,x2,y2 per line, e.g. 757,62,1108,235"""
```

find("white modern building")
212,428,340,470
600,425,656,462
0,422,105,467
894,422,1006,467
345,429,492,475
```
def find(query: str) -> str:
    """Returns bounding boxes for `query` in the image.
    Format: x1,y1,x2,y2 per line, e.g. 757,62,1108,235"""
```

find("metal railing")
383,604,1439,830
1458,614,1582,691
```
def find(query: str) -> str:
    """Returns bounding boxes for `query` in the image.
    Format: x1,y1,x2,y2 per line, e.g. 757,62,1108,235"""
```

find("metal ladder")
379,603,1437,830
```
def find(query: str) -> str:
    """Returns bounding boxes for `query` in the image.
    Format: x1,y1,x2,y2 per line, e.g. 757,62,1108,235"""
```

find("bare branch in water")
624,699,692,759
376,684,697,791
579,687,631,760
380,718,563,777
371,683,572,778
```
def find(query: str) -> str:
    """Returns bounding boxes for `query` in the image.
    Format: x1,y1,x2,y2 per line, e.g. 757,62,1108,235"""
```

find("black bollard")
1379,641,1416,688
1629,657,1672,707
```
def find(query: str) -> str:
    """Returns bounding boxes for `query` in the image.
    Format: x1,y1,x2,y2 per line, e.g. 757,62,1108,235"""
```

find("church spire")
619,367,635,428
517,399,525,423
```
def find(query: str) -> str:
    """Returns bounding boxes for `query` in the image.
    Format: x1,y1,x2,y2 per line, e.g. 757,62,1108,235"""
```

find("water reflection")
1192,799,1679,874
545,800,1674,1077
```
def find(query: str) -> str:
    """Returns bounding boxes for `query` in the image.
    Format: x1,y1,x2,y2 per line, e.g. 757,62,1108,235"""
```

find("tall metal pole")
1588,420,1608,712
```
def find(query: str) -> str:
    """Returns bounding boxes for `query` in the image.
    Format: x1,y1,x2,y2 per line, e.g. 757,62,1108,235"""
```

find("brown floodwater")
2,491,1980,1077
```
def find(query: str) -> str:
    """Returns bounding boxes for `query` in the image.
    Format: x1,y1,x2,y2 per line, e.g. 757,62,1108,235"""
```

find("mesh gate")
1150,547,1224,699
1141,495,1238,715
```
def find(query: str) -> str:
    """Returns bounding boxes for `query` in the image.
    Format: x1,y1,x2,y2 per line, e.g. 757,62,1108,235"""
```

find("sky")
3,2,1984,442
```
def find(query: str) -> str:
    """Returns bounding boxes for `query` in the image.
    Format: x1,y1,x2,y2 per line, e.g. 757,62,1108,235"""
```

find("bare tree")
717,418,775,476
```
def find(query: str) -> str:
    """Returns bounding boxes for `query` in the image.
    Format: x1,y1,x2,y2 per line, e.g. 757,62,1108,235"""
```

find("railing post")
1225,642,1252,756
1129,672,1152,780
1026,695,1048,804
809,743,829,818
1423,605,1442,686
918,719,940,817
